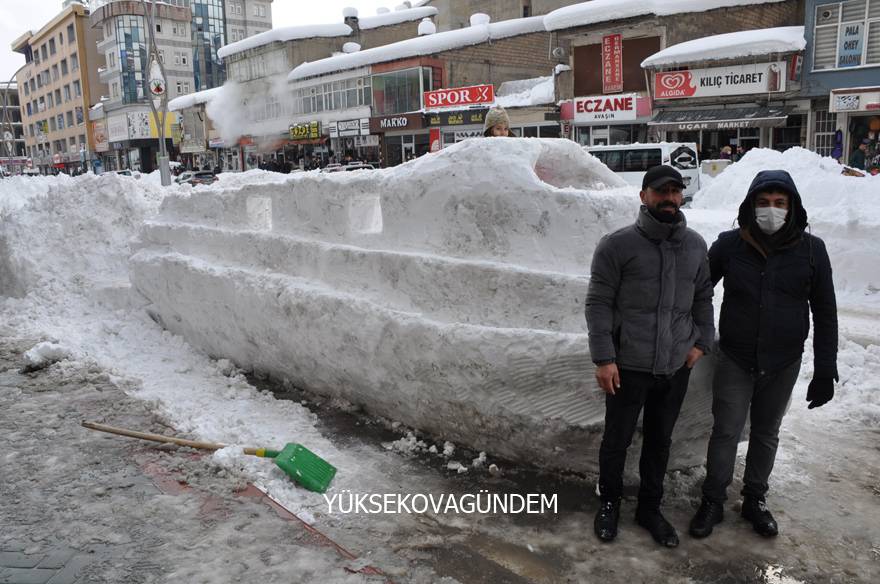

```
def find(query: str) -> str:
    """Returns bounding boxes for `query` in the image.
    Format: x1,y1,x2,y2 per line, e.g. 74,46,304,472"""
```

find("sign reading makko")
654,62,787,99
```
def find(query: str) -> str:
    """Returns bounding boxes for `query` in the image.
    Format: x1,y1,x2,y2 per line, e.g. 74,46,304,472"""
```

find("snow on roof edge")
168,87,224,112
359,7,438,30
217,24,352,60
288,15,545,82
641,26,806,68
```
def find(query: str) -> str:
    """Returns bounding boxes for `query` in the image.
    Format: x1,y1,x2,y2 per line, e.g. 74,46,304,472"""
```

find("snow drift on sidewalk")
128,138,716,474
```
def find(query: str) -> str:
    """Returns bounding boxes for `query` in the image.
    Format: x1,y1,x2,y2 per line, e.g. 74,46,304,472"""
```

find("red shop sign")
424,84,495,109
654,71,697,99
602,34,624,94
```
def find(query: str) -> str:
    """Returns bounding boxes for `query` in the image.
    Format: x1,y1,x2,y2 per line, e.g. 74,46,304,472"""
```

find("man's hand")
807,377,834,409
686,346,705,369
595,363,621,395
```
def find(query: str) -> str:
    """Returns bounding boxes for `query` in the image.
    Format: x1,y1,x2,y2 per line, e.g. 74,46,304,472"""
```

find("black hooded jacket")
708,170,838,379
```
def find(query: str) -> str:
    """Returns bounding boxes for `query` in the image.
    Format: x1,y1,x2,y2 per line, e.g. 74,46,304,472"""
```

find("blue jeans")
701,351,800,503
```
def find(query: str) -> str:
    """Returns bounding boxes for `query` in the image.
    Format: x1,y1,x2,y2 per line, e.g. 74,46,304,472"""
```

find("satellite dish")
551,46,566,59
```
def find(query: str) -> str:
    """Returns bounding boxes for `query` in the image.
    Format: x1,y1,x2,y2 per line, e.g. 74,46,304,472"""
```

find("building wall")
422,0,526,31
440,31,556,88
14,4,102,165
801,0,880,97
225,0,273,43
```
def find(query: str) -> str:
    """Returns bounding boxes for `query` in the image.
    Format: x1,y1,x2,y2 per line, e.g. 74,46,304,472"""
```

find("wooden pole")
82,421,263,455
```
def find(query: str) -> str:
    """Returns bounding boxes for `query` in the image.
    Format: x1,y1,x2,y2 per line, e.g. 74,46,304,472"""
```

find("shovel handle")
82,421,227,451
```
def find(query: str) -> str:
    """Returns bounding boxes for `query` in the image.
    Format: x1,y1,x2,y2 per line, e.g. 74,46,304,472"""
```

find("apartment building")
12,2,101,174
0,83,27,172
225,0,273,45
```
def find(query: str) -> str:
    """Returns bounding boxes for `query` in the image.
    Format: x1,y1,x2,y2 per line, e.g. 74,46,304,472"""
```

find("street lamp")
142,0,172,186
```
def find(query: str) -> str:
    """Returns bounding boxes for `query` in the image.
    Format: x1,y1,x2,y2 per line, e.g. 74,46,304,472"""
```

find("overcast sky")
0,1,411,82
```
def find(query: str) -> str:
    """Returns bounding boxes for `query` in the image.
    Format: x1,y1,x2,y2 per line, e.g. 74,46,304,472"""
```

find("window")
158,50,164,64
47,93,53,109
41,45,47,60
176,81,182,94
75,107,83,125
49,38,56,55
52,64,59,81
181,53,188,66
49,117,56,131
174,52,181,65
59,32,63,45
813,0,880,69
183,81,190,93
71,53,79,72
63,85,71,102
69,137,76,149
26,102,32,116
108,52,116,68
623,148,662,171
156,23,162,33
67,23,75,43
523,1,531,17
55,89,61,105
813,110,838,156
29,79,35,92
79,134,86,147
371,68,425,115
61,59,68,76
23,83,29,96
73,80,81,97
66,111,73,127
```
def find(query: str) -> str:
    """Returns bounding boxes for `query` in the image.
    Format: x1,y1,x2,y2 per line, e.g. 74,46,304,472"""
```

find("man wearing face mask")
689,170,838,540
587,165,714,547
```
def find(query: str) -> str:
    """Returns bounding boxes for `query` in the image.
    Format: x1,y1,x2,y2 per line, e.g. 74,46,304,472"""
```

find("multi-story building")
191,0,229,90
0,83,28,173
12,2,101,174
802,0,880,168
88,0,192,171
224,0,273,45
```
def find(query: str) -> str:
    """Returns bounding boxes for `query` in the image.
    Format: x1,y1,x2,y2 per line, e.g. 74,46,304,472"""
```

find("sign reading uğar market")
289,121,322,140
654,62,787,99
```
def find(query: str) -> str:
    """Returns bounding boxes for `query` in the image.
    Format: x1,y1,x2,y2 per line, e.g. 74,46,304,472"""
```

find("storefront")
370,113,429,167
426,108,487,147
647,61,806,158
829,87,880,173
328,118,379,165
284,121,328,169
560,93,652,145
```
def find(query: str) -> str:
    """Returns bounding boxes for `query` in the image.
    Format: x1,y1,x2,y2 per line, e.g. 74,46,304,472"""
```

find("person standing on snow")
689,170,838,540
483,107,515,137
848,140,868,170
586,165,715,547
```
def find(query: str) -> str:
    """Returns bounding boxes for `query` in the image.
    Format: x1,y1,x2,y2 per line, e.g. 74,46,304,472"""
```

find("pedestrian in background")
690,170,838,540
586,164,715,548
483,107,515,137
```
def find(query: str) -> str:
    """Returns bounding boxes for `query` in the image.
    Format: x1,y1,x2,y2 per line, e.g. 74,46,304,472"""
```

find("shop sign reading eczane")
424,84,495,109
654,62,787,99
573,94,638,122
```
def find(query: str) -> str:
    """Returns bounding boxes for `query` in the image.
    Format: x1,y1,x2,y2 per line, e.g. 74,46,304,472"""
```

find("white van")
585,142,700,202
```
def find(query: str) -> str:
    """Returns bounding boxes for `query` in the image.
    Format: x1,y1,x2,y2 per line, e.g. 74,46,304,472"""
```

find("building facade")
13,2,101,174
225,0,273,45
802,0,880,170
0,83,28,173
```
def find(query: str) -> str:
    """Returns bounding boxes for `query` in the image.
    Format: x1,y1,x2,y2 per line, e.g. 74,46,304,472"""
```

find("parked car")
344,163,375,171
176,171,217,186
321,163,344,173
584,142,700,203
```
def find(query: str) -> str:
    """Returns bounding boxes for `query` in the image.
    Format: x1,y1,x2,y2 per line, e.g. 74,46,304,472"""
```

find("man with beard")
587,165,715,547
689,170,838,539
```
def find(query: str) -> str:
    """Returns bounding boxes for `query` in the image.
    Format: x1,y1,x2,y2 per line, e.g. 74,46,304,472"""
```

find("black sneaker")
594,499,620,542
635,507,679,548
689,498,724,538
741,496,778,537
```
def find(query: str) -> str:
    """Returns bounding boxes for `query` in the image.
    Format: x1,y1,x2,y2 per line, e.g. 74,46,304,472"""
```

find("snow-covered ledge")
130,139,715,473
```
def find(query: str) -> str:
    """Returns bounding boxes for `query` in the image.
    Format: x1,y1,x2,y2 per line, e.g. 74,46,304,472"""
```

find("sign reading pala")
573,94,638,122
424,84,495,109
654,62,787,99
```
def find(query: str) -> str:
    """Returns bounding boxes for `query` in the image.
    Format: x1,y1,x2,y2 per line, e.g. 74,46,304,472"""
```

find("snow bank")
129,138,715,474
641,26,806,68
690,147,880,300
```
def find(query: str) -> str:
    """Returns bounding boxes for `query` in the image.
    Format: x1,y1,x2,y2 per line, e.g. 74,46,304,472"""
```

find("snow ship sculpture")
130,138,714,474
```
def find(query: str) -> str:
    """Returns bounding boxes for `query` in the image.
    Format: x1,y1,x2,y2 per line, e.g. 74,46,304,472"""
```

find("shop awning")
647,106,791,131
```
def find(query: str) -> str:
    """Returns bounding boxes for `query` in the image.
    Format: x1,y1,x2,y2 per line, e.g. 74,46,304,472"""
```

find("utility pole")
142,0,171,185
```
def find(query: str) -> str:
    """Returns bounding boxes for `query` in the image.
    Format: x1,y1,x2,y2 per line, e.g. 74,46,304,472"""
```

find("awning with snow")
647,107,791,131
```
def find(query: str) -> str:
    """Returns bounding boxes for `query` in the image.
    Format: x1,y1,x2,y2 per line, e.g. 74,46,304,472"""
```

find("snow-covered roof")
544,0,789,31
289,16,545,81
641,26,805,67
217,24,352,60
359,7,438,30
495,76,555,109
168,87,223,112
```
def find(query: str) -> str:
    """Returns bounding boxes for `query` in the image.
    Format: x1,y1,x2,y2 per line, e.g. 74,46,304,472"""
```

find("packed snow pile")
691,147,880,300
129,138,715,474
0,173,165,299
21,341,74,372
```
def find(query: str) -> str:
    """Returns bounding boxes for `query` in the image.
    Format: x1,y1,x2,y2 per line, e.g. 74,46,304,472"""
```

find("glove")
806,377,834,409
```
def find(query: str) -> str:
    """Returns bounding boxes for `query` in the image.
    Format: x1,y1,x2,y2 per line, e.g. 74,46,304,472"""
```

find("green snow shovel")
82,421,336,493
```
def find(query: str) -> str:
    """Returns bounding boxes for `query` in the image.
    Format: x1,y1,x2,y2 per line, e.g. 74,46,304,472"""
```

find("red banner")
424,84,495,109
654,71,696,99
602,34,623,94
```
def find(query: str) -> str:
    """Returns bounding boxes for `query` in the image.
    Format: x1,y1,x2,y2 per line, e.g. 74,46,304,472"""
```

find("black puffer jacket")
708,170,838,379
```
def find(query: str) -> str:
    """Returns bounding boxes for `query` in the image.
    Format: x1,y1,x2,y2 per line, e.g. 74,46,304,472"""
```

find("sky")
0,1,421,82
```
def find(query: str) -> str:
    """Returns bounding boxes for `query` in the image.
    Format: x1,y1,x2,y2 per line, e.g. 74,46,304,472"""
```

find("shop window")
813,0,880,69
774,114,806,151
539,125,560,138
371,68,424,115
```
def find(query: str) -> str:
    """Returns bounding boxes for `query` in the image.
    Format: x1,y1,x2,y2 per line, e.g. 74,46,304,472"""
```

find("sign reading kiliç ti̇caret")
424,84,495,109
289,121,322,140
654,62,787,99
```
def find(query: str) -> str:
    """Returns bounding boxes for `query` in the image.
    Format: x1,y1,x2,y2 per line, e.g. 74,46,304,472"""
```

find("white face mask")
754,206,788,234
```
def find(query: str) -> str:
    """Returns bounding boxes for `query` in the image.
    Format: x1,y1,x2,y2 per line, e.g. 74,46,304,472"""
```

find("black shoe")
689,498,724,538
635,507,679,547
594,499,620,542
741,496,778,537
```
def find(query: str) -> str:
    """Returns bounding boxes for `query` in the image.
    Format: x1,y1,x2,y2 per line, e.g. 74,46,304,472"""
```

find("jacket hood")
737,170,808,232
